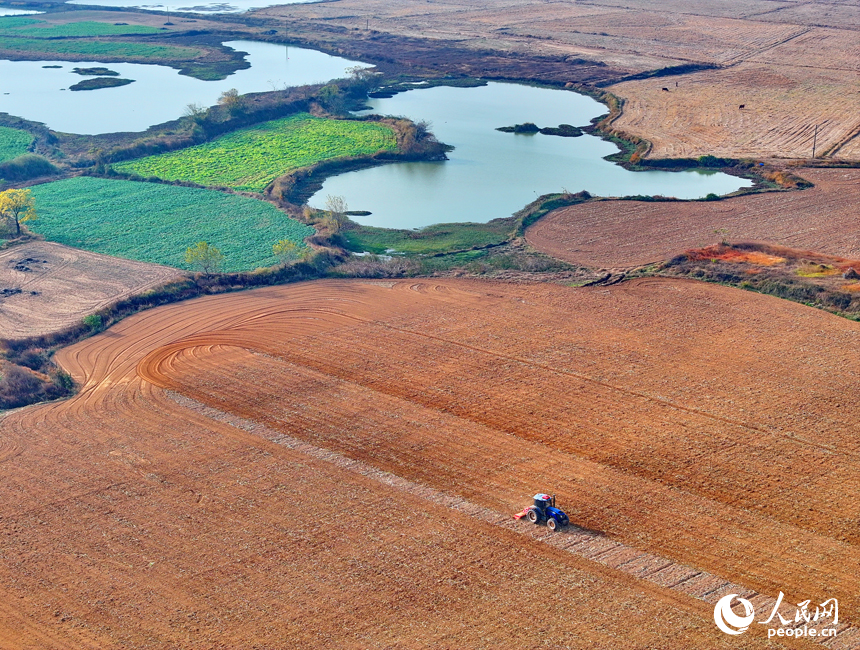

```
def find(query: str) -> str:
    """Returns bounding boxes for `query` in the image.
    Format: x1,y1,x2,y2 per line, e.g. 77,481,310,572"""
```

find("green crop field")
0,36,197,59
0,17,162,38
0,126,33,163
114,114,397,192
28,177,315,272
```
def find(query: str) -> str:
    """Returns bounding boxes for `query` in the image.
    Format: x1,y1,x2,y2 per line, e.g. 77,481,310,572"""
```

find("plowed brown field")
2,278,860,646
0,241,182,340
525,168,860,269
609,61,860,161
265,0,860,160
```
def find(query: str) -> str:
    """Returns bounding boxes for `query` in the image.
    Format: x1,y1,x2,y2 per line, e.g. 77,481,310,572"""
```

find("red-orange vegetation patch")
842,283,860,293
684,244,785,266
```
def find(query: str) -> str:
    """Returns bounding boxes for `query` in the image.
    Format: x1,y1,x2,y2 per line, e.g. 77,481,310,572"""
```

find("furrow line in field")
166,390,860,648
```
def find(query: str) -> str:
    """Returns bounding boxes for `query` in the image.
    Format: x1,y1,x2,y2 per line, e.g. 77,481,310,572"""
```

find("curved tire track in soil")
3,278,860,646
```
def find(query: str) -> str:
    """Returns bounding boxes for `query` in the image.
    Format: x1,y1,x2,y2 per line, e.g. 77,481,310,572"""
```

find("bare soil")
609,60,860,160
0,241,182,340
525,168,860,269
261,0,860,161
1,277,859,645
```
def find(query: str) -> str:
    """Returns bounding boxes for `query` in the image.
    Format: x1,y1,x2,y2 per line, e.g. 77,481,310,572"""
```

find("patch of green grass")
28,177,315,272
114,114,397,192
343,220,512,256
0,126,33,163
796,264,839,278
0,18,163,38
0,37,197,59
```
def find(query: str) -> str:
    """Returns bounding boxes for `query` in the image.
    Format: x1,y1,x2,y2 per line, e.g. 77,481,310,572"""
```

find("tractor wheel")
526,509,539,524
546,517,559,532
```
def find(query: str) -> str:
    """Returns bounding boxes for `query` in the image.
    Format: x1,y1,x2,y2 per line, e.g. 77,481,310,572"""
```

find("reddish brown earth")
2,278,859,646
525,168,860,269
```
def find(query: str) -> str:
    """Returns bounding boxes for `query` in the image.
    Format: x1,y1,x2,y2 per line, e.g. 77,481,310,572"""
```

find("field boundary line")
166,390,860,649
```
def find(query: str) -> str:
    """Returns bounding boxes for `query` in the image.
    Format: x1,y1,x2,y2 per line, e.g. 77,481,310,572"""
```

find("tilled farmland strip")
526,168,860,269
132,280,860,616
167,389,859,648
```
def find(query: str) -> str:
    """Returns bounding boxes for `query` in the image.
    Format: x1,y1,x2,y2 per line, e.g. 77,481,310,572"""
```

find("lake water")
0,40,368,134
309,83,753,229
65,0,309,13
0,8,43,15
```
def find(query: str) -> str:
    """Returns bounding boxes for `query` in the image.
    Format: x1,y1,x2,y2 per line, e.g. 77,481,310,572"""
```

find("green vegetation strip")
343,221,511,256
114,114,397,193
0,17,162,38
0,37,197,59
0,126,33,163
28,177,314,272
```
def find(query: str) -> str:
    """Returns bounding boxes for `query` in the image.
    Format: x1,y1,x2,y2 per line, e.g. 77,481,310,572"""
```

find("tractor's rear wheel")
526,509,539,524
546,517,558,532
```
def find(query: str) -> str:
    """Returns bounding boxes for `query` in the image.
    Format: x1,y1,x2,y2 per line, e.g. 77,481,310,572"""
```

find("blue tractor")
513,493,570,532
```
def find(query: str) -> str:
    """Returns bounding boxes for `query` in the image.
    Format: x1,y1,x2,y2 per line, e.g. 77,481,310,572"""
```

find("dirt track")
0,241,182,340
525,168,860,269
2,277,860,646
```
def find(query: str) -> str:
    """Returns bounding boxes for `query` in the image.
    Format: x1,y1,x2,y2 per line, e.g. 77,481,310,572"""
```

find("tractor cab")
533,493,553,511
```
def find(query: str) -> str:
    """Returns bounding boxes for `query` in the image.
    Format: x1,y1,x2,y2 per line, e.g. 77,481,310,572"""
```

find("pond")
64,0,308,13
0,8,43,15
309,83,753,229
0,40,368,134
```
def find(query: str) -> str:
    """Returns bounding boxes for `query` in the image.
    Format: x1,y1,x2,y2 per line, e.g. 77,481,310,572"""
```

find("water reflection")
0,8,44,15
65,0,310,13
310,83,753,229
0,40,368,134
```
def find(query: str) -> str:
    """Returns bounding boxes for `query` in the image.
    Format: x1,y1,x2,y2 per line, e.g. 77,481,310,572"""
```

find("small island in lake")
72,67,121,76
496,122,583,137
69,77,135,91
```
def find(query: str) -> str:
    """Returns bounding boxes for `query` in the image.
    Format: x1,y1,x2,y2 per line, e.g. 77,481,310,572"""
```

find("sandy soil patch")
0,241,182,340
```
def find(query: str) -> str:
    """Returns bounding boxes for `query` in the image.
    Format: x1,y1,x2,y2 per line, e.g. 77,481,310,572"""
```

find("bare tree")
184,102,208,123
323,195,349,233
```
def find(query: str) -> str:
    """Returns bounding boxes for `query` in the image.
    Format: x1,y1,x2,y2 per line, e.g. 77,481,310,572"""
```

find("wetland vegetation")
69,77,134,91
